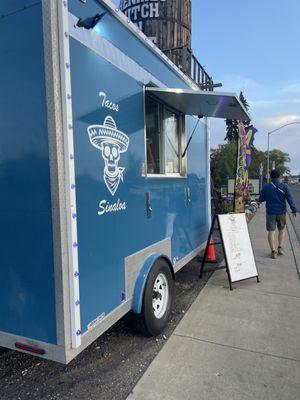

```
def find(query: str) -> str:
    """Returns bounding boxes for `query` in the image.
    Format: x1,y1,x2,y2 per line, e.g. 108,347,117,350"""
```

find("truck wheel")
142,259,174,336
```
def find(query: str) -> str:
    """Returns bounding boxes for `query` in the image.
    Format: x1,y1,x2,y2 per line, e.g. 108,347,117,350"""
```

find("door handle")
146,192,152,218
185,187,191,207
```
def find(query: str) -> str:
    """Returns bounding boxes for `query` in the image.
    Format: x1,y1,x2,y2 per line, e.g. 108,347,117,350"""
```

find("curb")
286,213,300,280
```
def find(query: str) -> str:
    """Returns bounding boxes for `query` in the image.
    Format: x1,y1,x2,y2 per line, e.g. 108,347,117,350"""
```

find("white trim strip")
68,13,165,88
206,118,212,229
58,0,81,349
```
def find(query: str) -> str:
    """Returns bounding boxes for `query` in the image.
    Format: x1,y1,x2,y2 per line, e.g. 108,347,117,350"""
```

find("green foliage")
220,199,234,214
225,91,250,142
269,149,291,175
210,142,237,189
239,91,251,128
239,91,249,110
211,144,291,190
225,119,239,142
248,148,266,176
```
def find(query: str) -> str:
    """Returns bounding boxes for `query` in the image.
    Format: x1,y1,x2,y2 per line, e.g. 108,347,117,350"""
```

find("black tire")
141,259,174,337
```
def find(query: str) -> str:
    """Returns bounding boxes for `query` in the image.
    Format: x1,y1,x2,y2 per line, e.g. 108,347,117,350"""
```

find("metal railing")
162,45,214,91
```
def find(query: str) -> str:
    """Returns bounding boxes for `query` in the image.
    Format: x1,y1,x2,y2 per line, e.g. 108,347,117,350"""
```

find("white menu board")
218,213,258,282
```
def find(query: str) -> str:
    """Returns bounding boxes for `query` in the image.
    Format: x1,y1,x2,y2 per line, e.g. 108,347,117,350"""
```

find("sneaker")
271,251,277,259
278,247,284,255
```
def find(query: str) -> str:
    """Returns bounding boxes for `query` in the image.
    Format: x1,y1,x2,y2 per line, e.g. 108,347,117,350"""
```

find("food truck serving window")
145,95,186,177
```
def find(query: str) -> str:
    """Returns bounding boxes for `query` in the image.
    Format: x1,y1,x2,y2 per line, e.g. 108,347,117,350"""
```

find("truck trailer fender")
132,253,174,314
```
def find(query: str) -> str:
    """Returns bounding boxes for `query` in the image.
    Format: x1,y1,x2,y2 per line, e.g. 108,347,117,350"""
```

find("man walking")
259,170,298,258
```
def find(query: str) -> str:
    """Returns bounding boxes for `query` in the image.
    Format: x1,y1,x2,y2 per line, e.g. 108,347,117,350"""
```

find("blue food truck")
0,0,249,363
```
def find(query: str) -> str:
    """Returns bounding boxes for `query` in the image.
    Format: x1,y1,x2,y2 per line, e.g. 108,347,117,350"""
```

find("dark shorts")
266,214,286,231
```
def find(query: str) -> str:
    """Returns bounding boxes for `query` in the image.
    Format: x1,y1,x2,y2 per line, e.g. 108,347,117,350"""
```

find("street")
289,184,300,243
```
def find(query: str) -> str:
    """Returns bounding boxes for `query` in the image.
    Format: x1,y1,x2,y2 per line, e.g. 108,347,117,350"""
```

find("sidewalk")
127,209,300,400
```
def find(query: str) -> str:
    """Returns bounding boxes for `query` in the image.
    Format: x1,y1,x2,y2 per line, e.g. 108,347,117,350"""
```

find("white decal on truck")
120,0,166,22
99,91,119,112
88,116,130,196
98,199,127,216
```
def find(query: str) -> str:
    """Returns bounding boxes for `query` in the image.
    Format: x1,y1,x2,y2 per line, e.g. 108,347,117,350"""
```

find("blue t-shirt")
259,179,297,215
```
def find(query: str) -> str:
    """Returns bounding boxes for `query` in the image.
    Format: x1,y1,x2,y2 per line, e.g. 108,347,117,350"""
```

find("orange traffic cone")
205,238,217,263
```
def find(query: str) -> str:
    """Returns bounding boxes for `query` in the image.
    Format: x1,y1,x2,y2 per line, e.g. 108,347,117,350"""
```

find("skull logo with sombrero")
88,116,129,196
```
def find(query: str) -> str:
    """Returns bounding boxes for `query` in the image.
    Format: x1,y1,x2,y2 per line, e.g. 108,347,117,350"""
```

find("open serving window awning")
146,87,250,121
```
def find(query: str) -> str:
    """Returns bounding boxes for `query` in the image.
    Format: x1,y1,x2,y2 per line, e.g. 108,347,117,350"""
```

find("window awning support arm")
182,116,203,158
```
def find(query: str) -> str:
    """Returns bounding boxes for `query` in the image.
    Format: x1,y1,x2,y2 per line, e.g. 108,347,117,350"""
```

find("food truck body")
0,0,248,363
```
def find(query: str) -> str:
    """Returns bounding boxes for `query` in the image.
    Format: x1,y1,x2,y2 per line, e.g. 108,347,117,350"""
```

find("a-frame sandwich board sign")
200,213,259,290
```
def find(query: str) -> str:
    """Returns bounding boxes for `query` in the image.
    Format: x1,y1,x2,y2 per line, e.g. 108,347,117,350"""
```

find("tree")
248,148,266,177
211,145,291,190
224,91,250,142
210,142,237,189
268,149,291,176
239,91,251,128
225,118,239,142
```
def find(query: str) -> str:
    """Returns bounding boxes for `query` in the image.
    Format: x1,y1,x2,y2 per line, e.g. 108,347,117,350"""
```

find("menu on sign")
218,213,258,283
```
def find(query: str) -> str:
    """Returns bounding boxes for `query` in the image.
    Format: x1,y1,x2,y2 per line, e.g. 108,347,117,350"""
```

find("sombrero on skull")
88,116,129,152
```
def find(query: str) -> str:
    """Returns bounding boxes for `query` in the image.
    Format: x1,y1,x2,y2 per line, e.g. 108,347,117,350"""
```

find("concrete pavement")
127,208,300,400
289,184,300,256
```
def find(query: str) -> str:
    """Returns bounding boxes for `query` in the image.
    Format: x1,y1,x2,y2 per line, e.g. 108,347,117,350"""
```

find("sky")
191,0,300,174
